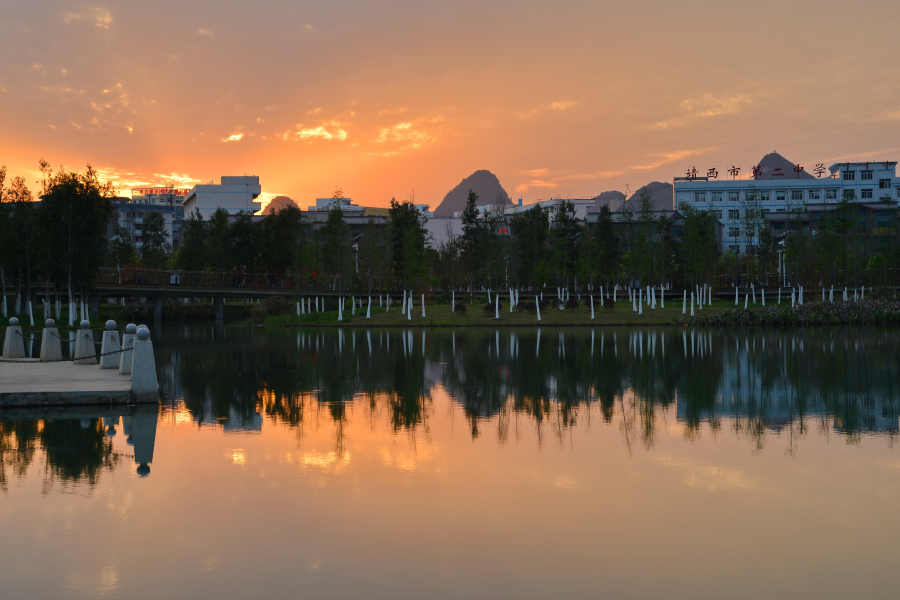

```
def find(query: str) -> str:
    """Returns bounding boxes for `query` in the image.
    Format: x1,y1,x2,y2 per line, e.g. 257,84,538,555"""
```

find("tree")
107,222,138,267
388,197,429,289
459,190,488,291
550,199,579,290
175,210,207,271
261,204,303,273
205,208,232,271
509,204,550,289
140,212,171,269
321,207,349,292
38,161,114,311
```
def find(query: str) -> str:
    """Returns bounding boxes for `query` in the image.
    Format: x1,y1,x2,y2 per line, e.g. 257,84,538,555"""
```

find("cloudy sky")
2,0,900,209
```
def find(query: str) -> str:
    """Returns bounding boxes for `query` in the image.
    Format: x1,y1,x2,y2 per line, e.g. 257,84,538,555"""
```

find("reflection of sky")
2,387,900,599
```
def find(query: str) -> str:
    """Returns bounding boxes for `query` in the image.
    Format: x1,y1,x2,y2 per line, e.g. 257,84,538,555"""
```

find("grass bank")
260,297,739,327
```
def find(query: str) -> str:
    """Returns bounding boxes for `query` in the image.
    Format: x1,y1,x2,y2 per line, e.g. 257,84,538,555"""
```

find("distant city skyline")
2,0,900,211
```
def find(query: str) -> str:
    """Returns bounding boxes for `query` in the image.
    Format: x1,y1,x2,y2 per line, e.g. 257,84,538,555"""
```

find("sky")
2,0,900,211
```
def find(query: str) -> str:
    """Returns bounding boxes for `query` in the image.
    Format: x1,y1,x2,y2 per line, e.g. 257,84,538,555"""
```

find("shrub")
604,300,617,311
483,301,503,314
565,298,580,310
454,302,467,313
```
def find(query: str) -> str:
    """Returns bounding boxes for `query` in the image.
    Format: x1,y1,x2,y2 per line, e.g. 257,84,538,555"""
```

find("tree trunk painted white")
407,296,412,321
682,290,686,314
590,295,594,319
762,288,765,306
421,294,425,318
536,296,541,321
690,293,694,317
495,297,499,319
638,290,643,315
402,290,407,314
452,290,455,311
744,293,748,309
367,296,371,319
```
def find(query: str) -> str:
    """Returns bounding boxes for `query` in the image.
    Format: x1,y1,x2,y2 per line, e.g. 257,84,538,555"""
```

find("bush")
251,296,291,323
483,301,503,314
520,301,537,314
604,300,617,311
454,302,467,313
565,298,580,310
435,292,452,305
694,298,900,326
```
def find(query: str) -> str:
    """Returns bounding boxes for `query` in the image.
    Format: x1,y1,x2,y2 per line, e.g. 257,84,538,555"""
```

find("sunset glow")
2,0,899,207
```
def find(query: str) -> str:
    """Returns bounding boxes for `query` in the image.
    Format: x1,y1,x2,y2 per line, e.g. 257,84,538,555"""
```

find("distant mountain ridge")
434,170,511,217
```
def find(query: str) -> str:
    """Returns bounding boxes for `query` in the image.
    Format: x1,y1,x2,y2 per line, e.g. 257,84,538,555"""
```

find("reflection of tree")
157,324,900,451
0,421,40,493
40,419,119,488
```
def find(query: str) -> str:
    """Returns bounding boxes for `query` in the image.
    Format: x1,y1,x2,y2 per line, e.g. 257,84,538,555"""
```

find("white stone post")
131,326,159,400
40,319,62,362
120,324,137,375
74,320,97,365
99,320,121,369
2,317,25,359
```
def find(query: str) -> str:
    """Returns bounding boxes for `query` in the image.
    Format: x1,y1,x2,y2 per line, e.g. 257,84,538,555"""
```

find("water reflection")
0,405,158,490
157,326,900,452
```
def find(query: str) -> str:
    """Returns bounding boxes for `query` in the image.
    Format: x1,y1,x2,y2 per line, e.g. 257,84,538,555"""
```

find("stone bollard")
131,326,159,400
74,320,98,365
2,317,25,359
99,320,121,369
120,323,137,375
40,319,62,361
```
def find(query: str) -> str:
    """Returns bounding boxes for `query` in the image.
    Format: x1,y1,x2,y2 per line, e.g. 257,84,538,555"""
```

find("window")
860,170,873,180
728,245,739,253
728,191,740,202
880,179,892,189
694,192,706,203
776,191,786,202
711,191,723,202
861,189,873,199
760,191,770,201
808,189,821,201
776,208,786,212
711,209,723,220
728,227,740,237
826,189,838,200
728,209,740,220
843,171,856,181
791,190,804,201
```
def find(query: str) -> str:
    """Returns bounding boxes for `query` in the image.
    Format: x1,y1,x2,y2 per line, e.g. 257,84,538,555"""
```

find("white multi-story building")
110,201,177,251
673,158,900,254
182,176,262,220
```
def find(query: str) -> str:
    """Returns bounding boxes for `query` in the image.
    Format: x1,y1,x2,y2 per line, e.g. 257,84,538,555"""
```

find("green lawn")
263,296,776,327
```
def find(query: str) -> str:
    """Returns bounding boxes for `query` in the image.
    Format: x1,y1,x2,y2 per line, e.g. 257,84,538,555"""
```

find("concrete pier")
0,321,158,407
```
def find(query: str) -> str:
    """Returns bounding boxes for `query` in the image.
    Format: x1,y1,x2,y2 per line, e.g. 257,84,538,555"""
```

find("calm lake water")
1,325,899,599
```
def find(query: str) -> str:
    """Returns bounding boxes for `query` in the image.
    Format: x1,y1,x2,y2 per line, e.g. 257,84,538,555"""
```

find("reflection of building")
675,350,900,434
673,159,899,254
182,176,262,220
